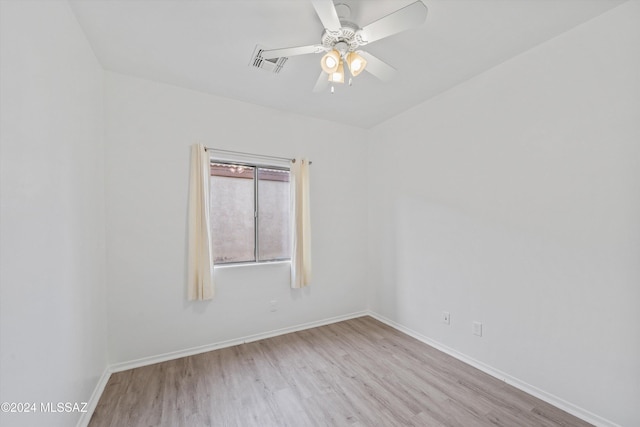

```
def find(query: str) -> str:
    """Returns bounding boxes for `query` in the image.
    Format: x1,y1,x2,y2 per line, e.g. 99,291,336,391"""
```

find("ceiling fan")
260,0,428,92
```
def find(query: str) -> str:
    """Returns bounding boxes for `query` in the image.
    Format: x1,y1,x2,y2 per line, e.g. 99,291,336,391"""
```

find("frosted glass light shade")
321,50,340,74
328,60,345,83
346,52,367,77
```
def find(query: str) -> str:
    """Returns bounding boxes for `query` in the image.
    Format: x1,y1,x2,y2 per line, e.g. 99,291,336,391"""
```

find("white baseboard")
76,367,111,427
81,310,617,427
367,311,620,427
110,310,369,373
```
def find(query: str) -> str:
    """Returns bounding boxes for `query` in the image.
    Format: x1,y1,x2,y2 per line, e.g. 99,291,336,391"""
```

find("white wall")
367,2,640,426
0,2,107,426
104,72,368,364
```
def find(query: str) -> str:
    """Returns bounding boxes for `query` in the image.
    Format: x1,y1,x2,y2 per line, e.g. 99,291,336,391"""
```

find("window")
209,161,290,264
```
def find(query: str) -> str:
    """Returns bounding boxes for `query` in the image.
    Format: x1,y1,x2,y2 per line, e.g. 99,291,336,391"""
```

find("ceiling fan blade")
359,1,428,44
359,52,397,82
313,71,329,93
311,0,342,32
261,45,324,60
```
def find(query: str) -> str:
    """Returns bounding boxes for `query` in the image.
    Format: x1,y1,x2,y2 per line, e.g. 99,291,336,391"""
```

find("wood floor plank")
89,316,593,427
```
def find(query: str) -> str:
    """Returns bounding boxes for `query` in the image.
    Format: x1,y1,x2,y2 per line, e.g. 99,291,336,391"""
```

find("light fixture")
346,51,367,77
321,50,340,74
328,59,345,84
320,49,366,91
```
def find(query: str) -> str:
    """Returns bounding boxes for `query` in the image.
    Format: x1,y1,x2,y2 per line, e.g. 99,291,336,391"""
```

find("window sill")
213,260,291,270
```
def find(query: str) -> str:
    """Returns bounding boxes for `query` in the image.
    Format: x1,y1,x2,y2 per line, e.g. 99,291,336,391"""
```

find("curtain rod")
205,147,311,164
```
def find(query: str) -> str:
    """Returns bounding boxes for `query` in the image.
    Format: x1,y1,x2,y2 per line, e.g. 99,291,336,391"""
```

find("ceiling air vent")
249,45,287,73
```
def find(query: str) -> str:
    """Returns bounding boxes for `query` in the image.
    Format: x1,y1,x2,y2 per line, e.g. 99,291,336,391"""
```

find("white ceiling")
69,0,625,129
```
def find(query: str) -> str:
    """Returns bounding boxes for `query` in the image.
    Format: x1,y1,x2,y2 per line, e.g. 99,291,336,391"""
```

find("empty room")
0,0,638,426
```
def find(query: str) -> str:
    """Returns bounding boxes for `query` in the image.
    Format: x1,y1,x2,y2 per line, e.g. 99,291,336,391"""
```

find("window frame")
209,158,291,266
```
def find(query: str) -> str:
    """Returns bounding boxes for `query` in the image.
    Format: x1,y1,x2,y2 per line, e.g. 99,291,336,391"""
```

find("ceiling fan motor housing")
321,21,367,54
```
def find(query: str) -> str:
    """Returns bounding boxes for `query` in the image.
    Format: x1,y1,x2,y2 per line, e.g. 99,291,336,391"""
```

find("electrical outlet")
442,311,450,325
472,321,482,337
269,299,278,312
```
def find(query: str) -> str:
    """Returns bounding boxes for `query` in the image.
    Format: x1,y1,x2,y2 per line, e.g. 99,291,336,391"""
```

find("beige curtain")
290,159,312,288
187,144,214,300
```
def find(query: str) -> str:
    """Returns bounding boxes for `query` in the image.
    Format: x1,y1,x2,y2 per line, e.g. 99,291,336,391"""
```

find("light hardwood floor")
90,316,593,426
